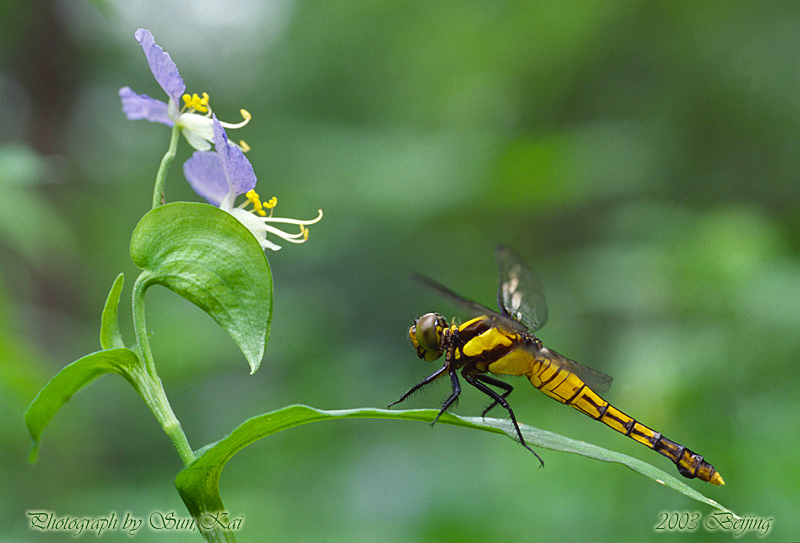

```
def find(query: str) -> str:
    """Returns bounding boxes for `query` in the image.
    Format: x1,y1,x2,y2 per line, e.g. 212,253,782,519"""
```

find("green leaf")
175,405,737,522
24,348,143,462
100,273,126,350
130,202,272,373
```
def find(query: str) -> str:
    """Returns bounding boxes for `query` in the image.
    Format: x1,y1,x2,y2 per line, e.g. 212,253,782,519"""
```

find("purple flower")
184,118,322,251
119,29,250,151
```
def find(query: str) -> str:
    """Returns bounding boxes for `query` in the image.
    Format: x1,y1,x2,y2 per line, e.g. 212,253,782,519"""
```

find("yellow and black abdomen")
456,318,723,485
526,351,724,485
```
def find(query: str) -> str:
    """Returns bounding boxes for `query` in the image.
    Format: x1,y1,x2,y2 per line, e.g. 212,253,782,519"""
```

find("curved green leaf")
130,202,272,373
100,273,126,350
175,405,737,522
24,348,143,462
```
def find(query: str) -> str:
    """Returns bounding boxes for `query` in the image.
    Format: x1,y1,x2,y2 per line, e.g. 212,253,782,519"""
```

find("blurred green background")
2,1,798,541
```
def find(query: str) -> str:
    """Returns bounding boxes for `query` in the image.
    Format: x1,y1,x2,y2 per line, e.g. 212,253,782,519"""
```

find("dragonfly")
389,245,724,485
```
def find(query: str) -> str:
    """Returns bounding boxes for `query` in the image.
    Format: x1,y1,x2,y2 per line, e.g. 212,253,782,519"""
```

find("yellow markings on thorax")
458,316,486,329
461,327,513,358
486,348,536,376
456,317,532,374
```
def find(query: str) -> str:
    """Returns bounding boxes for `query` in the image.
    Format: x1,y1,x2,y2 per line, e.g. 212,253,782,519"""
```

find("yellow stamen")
243,190,279,217
219,109,251,130
245,190,262,212
257,209,322,246
239,140,251,153
198,92,209,112
181,92,210,113
262,196,276,217
265,209,323,227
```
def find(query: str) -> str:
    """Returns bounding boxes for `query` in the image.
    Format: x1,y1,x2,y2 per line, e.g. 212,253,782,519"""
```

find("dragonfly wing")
528,343,613,393
413,274,528,333
495,245,549,332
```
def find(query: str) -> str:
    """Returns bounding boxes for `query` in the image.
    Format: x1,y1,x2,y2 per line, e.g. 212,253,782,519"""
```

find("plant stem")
131,275,232,542
130,271,232,542
152,124,182,209
132,272,158,378
132,271,196,467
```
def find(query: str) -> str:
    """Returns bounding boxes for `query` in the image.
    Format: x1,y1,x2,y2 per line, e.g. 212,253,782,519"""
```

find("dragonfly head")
409,312,448,361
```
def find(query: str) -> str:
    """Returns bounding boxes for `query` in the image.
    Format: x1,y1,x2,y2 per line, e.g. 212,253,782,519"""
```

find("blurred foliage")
2,1,799,541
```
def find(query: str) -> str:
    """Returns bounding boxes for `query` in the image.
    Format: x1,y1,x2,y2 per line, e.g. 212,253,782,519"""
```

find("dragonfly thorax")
409,312,449,361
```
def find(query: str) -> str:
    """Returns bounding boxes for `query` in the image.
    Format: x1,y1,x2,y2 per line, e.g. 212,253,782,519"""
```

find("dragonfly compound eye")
410,313,446,361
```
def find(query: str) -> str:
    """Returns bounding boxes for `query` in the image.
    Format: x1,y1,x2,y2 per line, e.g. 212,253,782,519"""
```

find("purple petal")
119,87,173,125
212,117,257,196
211,115,229,150
134,29,186,105
183,152,228,206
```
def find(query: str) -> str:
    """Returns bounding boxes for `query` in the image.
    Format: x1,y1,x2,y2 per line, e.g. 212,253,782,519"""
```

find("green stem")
152,124,182,209
132,271,195,467
130,271,227,542
132,272,158,378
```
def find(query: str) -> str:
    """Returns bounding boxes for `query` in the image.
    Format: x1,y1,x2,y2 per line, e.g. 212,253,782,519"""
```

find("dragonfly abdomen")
528,361,724,486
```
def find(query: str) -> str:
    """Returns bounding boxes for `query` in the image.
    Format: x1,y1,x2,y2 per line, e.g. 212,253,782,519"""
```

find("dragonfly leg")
431,369,461,426
463,373,544,467
474,374,514,417
388,364,449,408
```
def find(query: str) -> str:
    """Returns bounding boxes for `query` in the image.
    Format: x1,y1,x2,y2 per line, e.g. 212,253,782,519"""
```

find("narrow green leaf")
100,273,126,350
130,202,272,373
175,405,737,521
24,348,142,462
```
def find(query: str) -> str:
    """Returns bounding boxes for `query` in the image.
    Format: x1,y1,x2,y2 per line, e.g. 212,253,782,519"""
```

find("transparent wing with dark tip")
526,343,613,393
412,274,528,334
495,245,549,332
